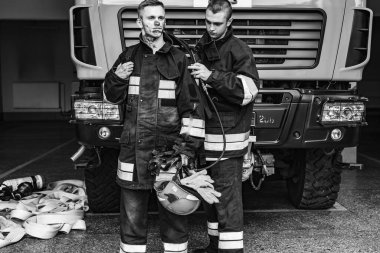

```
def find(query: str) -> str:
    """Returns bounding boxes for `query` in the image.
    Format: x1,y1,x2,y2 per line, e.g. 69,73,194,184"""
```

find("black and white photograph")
0,0,379,252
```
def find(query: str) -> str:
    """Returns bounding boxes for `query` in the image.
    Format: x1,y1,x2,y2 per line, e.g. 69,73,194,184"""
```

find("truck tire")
85,147,120,213
286,148,342,209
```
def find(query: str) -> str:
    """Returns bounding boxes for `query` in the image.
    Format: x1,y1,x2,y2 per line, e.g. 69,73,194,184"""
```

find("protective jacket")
195,27,259,160
104,33,205,190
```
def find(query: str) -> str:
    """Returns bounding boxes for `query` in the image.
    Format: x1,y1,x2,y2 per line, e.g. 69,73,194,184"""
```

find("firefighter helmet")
154,180,201,216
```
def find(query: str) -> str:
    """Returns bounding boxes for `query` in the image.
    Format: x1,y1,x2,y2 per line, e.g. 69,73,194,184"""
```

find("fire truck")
69,0,372,212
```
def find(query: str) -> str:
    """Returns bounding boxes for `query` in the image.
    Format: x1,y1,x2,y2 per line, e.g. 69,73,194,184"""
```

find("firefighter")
103,1,205,252
188,0,259,252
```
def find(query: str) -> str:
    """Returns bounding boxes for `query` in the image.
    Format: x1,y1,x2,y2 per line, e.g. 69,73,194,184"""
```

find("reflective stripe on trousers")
120,188,188,253
203,157,244,253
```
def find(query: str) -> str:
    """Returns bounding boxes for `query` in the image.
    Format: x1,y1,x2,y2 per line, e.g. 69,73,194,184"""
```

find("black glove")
148,148,181,176
173,139,195,158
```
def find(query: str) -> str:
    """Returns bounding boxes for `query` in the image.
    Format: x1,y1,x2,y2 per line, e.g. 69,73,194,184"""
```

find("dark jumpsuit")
195,27,259,253
104,33,205,253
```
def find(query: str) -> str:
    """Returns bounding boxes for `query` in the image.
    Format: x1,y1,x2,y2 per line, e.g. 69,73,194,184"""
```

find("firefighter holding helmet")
103,0,221,252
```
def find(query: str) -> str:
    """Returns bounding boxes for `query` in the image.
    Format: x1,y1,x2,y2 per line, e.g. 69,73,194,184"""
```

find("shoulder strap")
119,43,140,109
123,43,140,63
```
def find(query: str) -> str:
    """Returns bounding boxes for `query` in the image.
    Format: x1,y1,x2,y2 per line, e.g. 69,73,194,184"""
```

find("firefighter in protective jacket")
103,1,205,252
188,0,259,252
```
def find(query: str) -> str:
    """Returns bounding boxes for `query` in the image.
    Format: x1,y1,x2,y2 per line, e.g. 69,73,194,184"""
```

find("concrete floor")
0,114,380,252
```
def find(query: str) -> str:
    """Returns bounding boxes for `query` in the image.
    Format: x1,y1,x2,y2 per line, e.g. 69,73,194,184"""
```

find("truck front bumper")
253,89,366,149
71,89,366,149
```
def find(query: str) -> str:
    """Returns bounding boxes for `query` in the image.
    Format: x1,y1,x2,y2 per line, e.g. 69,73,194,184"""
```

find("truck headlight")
74,100,120,120
321,102,365,124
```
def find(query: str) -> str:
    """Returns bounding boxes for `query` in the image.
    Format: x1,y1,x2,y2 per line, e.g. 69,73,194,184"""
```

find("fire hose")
0,180,88,248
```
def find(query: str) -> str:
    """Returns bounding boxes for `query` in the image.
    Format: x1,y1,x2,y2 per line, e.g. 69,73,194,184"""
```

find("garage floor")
1,112,380,252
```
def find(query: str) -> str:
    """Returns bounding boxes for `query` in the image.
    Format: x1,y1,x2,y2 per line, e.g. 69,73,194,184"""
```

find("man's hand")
115,61,134,79
188,63,212,81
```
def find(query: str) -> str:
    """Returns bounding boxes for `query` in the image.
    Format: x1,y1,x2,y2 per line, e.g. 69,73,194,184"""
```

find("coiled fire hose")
0,179,88,248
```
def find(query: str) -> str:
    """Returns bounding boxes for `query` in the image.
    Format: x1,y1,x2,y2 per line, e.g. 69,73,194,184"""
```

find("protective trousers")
203,157,244,253
120,188,189,253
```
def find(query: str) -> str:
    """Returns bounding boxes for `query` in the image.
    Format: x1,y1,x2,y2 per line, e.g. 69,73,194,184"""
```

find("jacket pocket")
207,112,236,128
157,56,180,80
119,130,130,144
158,106,179,124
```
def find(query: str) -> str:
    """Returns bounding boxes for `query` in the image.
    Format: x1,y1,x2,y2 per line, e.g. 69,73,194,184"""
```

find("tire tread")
287,149,342,210
85,148,120,213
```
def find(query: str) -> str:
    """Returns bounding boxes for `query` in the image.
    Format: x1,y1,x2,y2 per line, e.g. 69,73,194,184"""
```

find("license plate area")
253,108,286,128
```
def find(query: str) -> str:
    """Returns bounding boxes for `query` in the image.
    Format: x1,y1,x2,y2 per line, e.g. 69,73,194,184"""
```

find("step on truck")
69,0,373,212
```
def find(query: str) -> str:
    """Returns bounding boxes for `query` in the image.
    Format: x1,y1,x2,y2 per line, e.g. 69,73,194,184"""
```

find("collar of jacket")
138,32,173,54
196,27,234,62
138,32,180,79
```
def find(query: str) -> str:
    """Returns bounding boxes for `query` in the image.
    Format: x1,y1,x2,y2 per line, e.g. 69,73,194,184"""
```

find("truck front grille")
119,8,325,69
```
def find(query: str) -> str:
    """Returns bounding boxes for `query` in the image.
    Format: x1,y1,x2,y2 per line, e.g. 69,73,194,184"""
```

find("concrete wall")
0,0,76,120
0,0,74,20
368,1,380,16
359,17,380,109
0,21,76,119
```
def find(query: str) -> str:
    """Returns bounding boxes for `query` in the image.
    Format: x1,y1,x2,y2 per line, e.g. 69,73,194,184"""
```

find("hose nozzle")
70,145,86,162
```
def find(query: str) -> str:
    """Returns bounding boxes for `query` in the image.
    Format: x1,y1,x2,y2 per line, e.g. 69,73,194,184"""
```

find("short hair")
206,0,232,20
137,0,165,18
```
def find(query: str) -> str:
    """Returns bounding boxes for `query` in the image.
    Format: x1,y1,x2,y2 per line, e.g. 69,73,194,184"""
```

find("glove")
180,170,221,204
148,156,166,176
196,187,221,204
173,141,195,158
242,151,254,182
171,142,198,174
242,167,253,182
148,149,177,176
180,170,214,189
